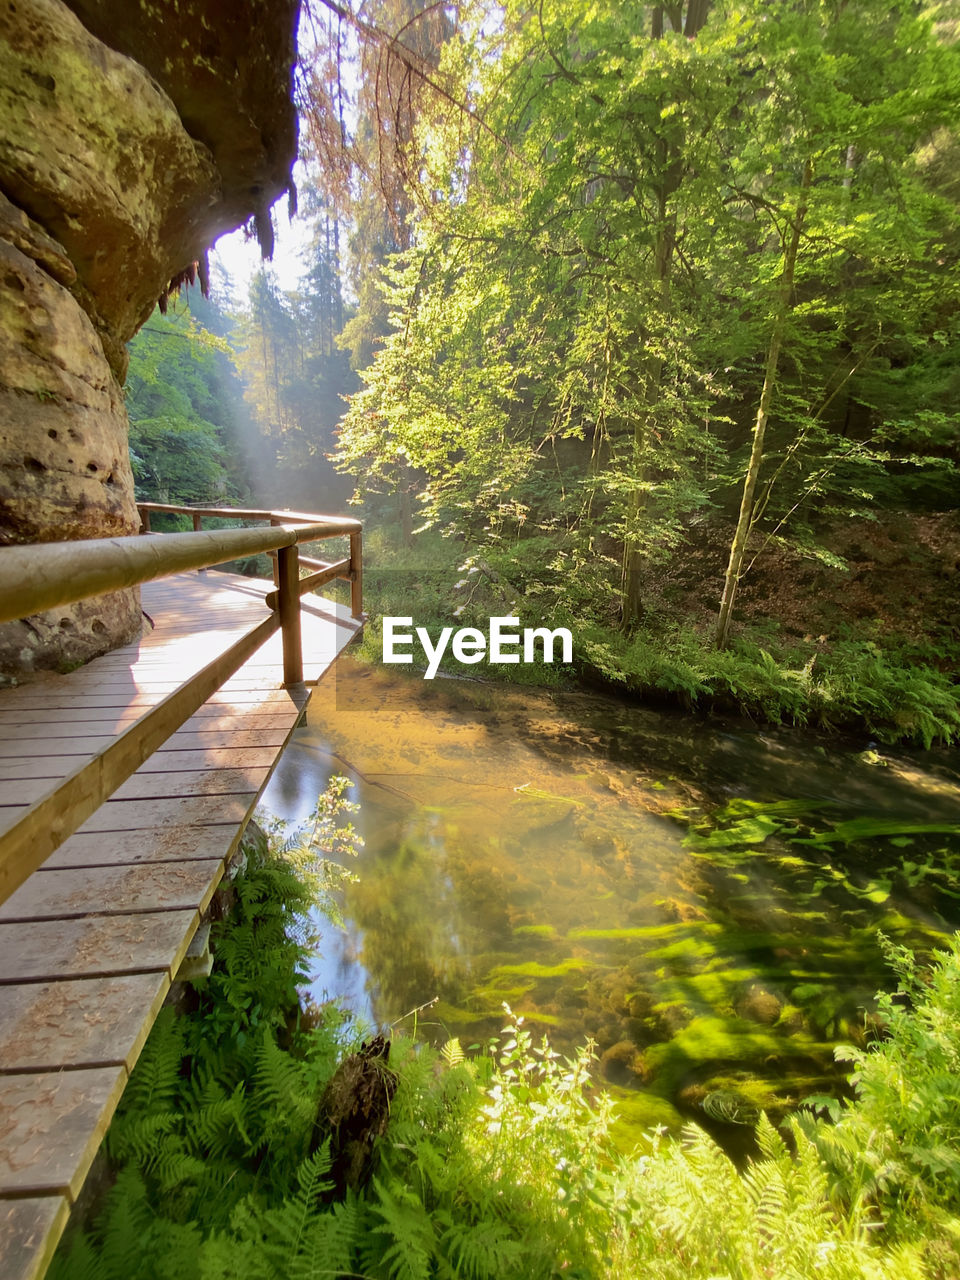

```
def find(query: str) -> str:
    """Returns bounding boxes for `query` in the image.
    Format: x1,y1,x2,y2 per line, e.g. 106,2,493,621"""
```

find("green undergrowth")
51,819,960,1279
582,625,960,748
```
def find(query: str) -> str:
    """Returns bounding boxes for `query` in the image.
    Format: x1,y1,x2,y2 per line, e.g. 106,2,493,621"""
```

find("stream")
259,656,960,1149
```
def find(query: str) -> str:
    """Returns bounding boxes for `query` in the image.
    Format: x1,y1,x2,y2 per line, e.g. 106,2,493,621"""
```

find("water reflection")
259,658,960,1139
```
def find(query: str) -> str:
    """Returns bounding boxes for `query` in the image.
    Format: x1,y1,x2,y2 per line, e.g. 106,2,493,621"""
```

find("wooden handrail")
0,505,363,687
132,502,364,679
0,503,363,905
0,521,355,625
0,614,280,906
264,557,352,610
138,502,354,527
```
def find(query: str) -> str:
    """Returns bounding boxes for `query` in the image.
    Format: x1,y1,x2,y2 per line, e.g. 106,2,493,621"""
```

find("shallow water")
260,658,960,1145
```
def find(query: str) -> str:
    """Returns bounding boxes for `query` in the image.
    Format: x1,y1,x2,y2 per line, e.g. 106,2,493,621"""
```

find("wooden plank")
0,1196,70,1280
181,705,302,722
0,760,87,782
126,747,279,774
45,824,245,869
0,746,279,783
0,781,49,807
187,691,304,713
0,720,297,759
0,911,199,982
75,794,254,833
0,615,276,906
0,1067,127,1197
112,767,269,802
0,707,146,727
0,690,285,711
90,632,267,661
0,973,169,1072
159,728,293,750
0,720,148,741
4,675,282,696
1,794,252,844
0,859,225,922
0,737,115,760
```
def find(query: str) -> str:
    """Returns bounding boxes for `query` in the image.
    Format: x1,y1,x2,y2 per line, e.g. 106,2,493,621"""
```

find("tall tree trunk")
620,0,711,630
715,159,812,649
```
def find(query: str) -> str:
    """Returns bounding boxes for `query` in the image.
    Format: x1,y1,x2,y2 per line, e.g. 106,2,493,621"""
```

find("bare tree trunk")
715,158,812,649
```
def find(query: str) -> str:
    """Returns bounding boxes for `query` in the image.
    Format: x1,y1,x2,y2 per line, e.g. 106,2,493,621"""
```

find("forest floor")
647,509,960,666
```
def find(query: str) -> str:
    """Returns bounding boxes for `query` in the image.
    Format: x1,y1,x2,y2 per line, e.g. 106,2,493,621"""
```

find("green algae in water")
569,924,689,942
609,1089,685,1150
487,959,592,980
264,658,960,1146
795,818,960,845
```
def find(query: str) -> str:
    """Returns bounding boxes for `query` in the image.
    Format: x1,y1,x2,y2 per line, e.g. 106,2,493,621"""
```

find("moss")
643,1014,828,1097
513,924,558,939
487,959,593,980
607,1088,685,1148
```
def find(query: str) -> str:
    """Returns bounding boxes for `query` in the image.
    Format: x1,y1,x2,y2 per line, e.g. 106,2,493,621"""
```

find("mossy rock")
734,983,783,1025
600,1039,646,1085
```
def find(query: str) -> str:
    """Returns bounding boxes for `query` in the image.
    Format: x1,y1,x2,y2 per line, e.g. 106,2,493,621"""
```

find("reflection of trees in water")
341,828,465,1021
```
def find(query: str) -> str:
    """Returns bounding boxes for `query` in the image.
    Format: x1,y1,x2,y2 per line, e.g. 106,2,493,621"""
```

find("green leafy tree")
335,0,960,650
125,305,243,506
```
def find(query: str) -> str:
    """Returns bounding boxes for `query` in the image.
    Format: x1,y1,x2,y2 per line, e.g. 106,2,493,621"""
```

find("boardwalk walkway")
0,569,361,1280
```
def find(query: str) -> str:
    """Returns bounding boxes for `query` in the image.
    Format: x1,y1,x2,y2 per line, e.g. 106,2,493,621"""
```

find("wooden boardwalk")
0,570,361,1280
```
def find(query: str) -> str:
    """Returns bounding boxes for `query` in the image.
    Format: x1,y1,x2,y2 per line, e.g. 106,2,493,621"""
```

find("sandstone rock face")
0,238,137,543
65,0,299,243
0,0,222,365
0,0,298,677
0,591,144,679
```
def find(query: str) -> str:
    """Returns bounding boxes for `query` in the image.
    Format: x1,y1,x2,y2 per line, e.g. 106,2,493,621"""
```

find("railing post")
192,512,206,571
276,543,303,685
140,507,151,533
350,530,363,619
270,517,281,586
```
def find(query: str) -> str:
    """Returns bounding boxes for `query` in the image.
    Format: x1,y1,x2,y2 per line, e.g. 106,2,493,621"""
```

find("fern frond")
367,1176,436,1280
441,1038,464,1069
440,1217,526,1279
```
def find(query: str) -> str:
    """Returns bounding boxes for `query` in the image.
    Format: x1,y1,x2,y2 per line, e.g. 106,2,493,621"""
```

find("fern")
112,1008,186,1118
252,1029,318,1157
441,1037,464,1068
439,1218,527,1279
365,1177,436,1280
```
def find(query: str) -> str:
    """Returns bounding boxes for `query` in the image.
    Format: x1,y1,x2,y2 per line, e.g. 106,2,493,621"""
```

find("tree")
331,0,960,651
125,305,243,507
711,0,960,645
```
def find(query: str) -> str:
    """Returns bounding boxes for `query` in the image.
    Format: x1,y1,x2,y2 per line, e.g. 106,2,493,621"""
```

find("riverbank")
347,513,960,747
